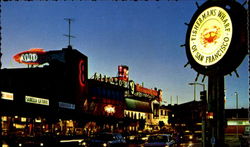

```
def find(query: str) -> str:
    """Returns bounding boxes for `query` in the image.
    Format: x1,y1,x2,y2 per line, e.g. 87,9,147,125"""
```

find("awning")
125,98,152,113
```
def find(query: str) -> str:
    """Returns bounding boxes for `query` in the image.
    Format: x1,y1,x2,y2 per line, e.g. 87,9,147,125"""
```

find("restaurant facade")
0,46,169,138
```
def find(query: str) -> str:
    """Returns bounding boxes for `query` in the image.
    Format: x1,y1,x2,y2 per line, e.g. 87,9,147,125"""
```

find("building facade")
0,46,170,138
0,46,88,137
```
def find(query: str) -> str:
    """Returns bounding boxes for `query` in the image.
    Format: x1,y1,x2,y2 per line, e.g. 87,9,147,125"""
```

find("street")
119,142,202,147
174,142,202,147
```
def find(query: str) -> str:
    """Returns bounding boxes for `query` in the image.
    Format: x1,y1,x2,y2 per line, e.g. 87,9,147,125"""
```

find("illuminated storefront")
83,77,126,133
124,98,151,132
225,108,249,134
0,46,88,137
149,104,170,131
124,80,164,132
0,46,168,138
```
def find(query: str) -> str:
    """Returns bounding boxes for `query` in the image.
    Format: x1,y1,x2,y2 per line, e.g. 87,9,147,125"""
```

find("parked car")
88,132,126,147
143,134,175,147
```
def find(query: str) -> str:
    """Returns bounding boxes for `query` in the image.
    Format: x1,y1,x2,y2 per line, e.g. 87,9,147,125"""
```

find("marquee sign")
13,48,47,65
185,1,247,75
92,73,162,100
1,91,14,101
93,72,129,88
128,81,162,101
135,84,158,97
59,102,75,110
25,95,49,106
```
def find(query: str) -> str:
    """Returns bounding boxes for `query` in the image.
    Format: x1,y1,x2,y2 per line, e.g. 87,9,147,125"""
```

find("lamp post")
189,82,206,147
235,92,239,138
188,82,205,101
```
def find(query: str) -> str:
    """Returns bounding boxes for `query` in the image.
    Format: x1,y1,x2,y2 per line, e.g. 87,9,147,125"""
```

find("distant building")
167,101,203,137
225,108,250,134
167,100,249,137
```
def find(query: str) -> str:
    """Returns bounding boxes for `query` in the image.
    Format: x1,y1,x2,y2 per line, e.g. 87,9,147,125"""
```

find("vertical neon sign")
79,60,85,87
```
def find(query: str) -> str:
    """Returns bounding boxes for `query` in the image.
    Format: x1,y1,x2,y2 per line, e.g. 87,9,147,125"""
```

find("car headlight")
2,144,9,147
81,142,86,146
103,143,107,147
189,135,193,140
129,136,135,140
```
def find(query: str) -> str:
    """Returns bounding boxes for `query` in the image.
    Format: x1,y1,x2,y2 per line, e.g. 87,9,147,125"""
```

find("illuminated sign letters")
185,0,247,76
129,81,135,95
20,53,38,63
135,84,158,97
79,60,86,87
13,48,46,65
59,102,76,110
1,91,14,101
93,72,129,88
189,6,232,66
25,96,49,106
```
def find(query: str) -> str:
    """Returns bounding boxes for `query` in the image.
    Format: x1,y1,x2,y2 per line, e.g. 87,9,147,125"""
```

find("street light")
188,82,205,101
189,82,206,147
235,92,239,138
235,92,239,109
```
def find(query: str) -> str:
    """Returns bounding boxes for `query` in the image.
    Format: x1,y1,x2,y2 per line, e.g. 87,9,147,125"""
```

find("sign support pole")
208,72,225,147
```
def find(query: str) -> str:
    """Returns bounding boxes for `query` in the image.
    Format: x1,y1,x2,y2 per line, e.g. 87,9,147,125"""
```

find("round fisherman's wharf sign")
185,0,247,76
190,6,232,66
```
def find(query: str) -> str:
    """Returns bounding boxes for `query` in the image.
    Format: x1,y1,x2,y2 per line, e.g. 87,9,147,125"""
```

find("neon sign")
118,65,129,81
79,60,85,87
1,91,14,101
13,48,46,65
25,95,49,106
135,84,158,97
93,72,129,88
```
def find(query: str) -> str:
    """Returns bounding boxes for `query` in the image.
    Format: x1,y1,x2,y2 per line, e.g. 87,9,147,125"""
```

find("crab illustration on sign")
201,26,221,48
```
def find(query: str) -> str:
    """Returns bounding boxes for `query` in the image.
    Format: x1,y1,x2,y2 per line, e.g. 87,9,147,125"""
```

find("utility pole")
194,83,196,101
235,92,239,138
